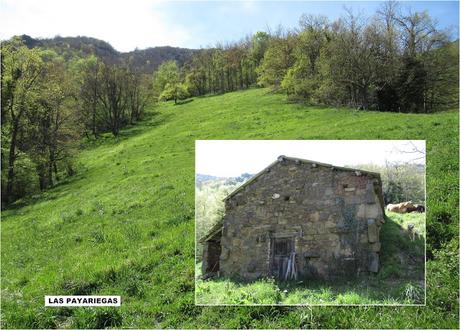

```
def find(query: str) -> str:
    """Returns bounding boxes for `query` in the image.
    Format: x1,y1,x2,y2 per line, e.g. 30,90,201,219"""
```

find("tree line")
152,32,267,102
2,2,457,206
1,38,151,206
154,2,458,112
357,162,425,205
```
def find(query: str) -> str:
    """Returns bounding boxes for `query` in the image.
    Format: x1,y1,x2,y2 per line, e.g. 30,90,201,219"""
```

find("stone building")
200,156,385,280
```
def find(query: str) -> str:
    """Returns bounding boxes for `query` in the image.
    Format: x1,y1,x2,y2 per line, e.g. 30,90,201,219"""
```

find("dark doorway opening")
205,240,221,273
270,237,295,279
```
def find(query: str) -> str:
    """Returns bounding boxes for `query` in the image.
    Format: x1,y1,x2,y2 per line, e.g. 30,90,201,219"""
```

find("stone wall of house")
218,159,384,280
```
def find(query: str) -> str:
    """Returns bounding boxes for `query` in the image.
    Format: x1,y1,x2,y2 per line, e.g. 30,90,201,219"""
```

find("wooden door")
271,237,295,279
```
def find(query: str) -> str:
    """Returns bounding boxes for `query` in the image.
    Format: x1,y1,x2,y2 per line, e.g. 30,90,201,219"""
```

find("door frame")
269,235,296,278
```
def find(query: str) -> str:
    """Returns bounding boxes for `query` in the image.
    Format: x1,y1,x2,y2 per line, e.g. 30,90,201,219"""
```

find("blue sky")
163,1,459,48
0,1,458,51
196,140,426,177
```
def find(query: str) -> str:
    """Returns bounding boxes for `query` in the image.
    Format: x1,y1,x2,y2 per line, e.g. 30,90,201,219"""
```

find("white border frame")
194,139,427,307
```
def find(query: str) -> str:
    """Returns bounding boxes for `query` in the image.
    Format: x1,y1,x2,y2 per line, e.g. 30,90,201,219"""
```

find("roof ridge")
223,155,381,201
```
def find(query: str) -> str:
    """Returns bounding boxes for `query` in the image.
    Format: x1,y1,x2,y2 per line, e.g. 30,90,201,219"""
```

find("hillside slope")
17,34,196,73
1,89,458,328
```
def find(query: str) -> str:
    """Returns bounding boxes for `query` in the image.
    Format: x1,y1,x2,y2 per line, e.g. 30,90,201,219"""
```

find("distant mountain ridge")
196,173,253,188
15,34,198,74
122,46,197,74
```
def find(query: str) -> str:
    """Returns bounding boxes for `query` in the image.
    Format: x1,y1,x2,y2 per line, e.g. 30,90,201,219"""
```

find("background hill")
17,34,197,73
196,173,252,186
122,46,197,74
1,88,458,328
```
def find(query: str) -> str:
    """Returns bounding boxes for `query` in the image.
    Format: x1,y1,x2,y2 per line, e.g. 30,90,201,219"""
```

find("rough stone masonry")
201,156,385,280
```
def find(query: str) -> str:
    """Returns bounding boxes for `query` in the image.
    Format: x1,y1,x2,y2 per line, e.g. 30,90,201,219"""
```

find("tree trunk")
54,161,59,181
48,158,54,187
92,104,97,138
49,146,58,185
93,62,98,138
6,121,18,203
37,164,48,191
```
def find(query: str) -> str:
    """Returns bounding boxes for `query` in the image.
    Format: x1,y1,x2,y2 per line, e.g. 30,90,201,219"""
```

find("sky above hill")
1,0,458,52
196,140,426,177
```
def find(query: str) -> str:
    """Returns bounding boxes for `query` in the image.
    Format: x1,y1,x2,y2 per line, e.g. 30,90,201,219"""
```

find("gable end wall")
218,160,384,280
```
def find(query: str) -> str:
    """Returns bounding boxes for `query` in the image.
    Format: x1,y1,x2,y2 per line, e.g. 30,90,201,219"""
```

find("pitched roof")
200,156,385,243
199,218,223,243
223,155,381,201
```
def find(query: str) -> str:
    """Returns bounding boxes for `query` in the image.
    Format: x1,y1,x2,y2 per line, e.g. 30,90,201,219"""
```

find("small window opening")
284,195,290,201
343,184,349,189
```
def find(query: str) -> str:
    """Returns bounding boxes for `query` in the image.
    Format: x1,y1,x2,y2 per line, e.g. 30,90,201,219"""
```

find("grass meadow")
1,88,458,328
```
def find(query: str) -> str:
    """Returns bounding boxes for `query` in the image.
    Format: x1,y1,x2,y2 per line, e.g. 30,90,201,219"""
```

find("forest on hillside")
1,1,457,207
18,34,197,73
1,39,152,206
177,1,458,112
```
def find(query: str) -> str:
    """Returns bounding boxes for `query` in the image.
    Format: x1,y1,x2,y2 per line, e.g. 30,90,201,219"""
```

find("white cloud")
196,140,426,177
216,0,259,17
0,0,193,51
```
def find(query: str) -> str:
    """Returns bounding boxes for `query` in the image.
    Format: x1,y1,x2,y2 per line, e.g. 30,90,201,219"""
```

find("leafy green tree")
422,40,459,111
250,31,270,66
76,55,102,138
256,34,296,89
320,10,378,108
1,38,44,203
41,53,79,187
153,60,180,96
159,82,189,104
97,63,128,136
397,55,428,113
281,17,329,100
211,48,226,93
18,50,80,190
185,64,207,96
1,40,81,199
124,62,150,123
154,60,191,103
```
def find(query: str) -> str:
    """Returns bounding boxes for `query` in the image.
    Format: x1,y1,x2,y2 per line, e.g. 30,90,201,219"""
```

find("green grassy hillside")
2,88,458,328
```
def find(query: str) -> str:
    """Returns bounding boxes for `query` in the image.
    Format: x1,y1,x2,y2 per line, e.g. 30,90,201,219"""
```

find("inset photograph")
195,140,425,305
